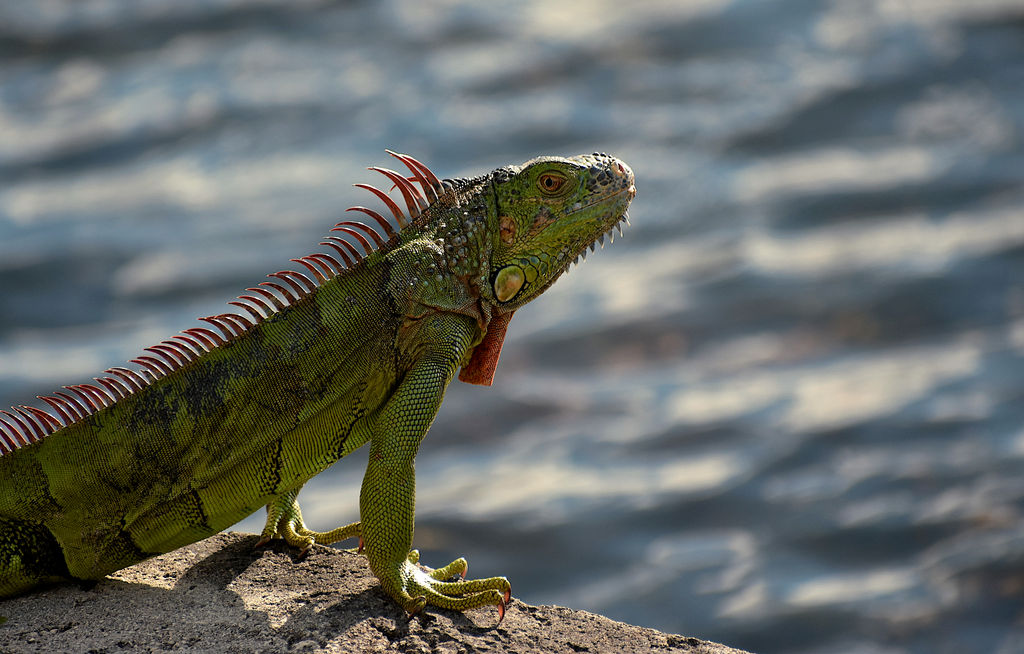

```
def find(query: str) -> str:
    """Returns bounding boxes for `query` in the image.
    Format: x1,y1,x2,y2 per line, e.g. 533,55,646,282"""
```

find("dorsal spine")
0,152,448,454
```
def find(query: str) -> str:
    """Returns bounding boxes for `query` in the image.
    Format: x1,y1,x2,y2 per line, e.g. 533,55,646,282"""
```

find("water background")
2,1,1023,652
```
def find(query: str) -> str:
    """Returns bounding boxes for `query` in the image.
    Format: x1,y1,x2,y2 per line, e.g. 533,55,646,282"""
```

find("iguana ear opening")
458,311,515,386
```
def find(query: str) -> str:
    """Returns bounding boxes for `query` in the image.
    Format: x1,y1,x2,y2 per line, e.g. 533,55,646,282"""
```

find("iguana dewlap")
0,152,635,621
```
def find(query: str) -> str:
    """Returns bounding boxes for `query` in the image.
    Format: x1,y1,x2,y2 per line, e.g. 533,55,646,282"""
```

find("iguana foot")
374,553,511,623
258,490,361,555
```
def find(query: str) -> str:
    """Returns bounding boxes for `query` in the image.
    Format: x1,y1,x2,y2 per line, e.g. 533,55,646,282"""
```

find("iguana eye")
537,172,567,194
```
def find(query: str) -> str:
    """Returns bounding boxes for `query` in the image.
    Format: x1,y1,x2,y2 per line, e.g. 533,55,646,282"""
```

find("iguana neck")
401,173,500,330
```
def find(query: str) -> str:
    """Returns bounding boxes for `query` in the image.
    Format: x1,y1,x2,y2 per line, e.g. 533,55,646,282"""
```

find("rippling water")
2,2,1023,652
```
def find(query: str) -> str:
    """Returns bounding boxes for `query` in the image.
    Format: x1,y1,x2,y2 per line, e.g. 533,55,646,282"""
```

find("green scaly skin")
0,152,635,619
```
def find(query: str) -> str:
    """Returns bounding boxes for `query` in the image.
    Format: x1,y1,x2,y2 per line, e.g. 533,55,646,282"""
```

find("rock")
0,533,751,653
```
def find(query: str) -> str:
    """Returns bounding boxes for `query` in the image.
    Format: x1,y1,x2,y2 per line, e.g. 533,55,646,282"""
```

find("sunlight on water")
781,341,980,432
3,155,351,225
747,208,1024,276
661,336,980,434
0,342,109,384
735,147,938,202
421,451,745,523
786,569,917,608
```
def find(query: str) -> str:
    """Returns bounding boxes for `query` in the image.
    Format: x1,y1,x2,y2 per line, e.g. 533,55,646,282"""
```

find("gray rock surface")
0,533,751,653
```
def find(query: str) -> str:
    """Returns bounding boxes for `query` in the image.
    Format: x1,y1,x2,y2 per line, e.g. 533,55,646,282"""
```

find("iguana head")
484,152,635,311
324,150,634,386
454,152,635,385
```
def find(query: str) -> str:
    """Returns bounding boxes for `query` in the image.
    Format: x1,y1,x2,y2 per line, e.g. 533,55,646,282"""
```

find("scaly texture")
0,151,635,620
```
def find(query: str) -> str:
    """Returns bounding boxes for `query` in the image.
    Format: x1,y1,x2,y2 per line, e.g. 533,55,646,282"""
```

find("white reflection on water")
2,154,350,224
747,207,1024,276
735,147,938,202
786,568,917,608
551,529,758,613
420,450,744,523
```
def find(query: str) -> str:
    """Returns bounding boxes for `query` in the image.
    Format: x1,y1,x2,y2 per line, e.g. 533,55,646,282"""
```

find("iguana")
0,151,635,621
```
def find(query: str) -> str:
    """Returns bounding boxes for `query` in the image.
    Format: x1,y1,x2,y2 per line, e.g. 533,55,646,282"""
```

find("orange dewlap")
458,311,515,386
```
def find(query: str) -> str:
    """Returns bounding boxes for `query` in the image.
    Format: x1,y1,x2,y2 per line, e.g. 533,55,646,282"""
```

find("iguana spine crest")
0,151,443,455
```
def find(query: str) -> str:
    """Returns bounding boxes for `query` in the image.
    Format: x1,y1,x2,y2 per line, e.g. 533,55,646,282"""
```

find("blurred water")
2,1,1024,652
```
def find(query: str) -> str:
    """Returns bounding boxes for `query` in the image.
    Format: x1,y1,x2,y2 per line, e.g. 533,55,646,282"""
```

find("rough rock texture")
0,533,751,653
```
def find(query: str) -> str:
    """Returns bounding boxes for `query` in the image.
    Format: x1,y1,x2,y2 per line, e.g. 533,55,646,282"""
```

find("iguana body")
0,152,635,618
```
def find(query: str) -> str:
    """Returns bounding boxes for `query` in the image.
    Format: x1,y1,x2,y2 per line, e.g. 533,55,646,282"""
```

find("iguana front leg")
359,315,510,620
259,313,510,619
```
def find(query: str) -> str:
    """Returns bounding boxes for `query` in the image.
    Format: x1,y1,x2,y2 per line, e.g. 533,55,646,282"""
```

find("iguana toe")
426,556,468,581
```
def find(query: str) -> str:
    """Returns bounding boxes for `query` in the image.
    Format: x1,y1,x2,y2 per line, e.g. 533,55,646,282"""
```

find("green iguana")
0,151,635,620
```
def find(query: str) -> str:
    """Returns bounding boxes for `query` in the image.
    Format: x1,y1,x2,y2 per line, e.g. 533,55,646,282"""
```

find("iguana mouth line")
566,186,634,216
563,208,631,271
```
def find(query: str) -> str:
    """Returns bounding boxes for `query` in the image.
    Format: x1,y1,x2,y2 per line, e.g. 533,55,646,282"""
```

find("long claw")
496,598,506,625
407,595,428,618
